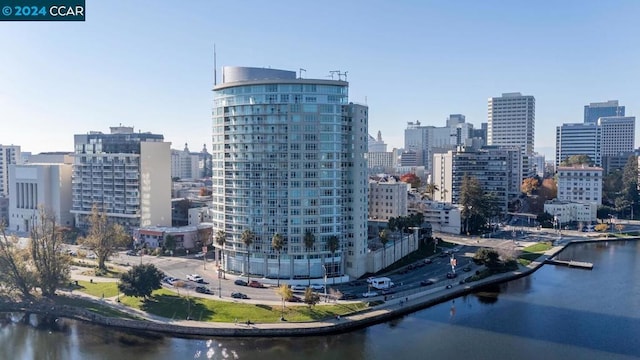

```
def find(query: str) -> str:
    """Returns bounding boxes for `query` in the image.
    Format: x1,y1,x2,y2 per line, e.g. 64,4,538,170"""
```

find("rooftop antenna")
299,68,306,79
329,70,340,80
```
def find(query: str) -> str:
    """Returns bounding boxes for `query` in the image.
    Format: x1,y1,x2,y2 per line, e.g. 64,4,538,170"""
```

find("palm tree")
388,217,397,262
379,229,390,269
215,230,226,279
303,231,315,286
241,229,255,283
271,233,284,286
327,235,339,285
424,183,439,200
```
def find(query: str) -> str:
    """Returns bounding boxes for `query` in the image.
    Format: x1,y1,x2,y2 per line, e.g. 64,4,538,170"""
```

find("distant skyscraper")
171,143,200,181
368,130,387,152
211,66,368,279
0,145,21,197
584,100,625,124
556,103,635,168
555,123,601,168
71,126,171,232
599,116,635,158
487,92,535,155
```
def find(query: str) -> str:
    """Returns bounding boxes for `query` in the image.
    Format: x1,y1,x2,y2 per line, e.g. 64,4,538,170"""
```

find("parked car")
286,295,302,303
162,276,176,284
231,292,248,299
249,280,264,288
195,286,213,294
420,279,434,286
338,292,358,300
87,253,97,259
187,274,204,283
381,289,396,295
234,279,247,286
291,284,307,291
126,250,138,256
309,284,325,291
362,291,379,298
424,258,432,264
446,272,458,279
463,266,472,272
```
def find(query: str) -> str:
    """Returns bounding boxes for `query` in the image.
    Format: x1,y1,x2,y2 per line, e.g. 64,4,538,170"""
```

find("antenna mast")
299,68,306,79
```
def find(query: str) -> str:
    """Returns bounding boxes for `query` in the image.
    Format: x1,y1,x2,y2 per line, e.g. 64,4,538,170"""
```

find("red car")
249,280,264,288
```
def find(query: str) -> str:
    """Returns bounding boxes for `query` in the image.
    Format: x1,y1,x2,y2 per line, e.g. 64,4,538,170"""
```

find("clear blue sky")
2,0,639,160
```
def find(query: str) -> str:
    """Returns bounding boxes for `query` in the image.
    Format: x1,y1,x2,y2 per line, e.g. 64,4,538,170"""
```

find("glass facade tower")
211,67,368,280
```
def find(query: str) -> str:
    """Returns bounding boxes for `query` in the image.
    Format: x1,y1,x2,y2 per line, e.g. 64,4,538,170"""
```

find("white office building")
71,126,172,233
171,144,201,181
211,66,368,279
8,155,74,232
487,93,535,155
556,166,603,205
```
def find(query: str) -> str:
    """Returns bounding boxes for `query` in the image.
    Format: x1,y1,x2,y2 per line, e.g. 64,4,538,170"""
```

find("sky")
1,0,639,160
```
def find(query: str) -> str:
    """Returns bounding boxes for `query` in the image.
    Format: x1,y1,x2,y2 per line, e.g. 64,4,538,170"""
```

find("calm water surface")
2,241,639,360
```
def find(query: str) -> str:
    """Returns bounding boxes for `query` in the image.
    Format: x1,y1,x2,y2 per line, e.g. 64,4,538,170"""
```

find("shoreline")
1,236,635,338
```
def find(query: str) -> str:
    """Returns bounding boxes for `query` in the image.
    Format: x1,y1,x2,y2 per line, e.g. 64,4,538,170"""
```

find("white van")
368,277,394,290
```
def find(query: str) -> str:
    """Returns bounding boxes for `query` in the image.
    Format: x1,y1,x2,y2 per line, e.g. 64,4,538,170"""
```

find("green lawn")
53,296,139,319
118,288,367,323
75,280,120,298
519,242,553,262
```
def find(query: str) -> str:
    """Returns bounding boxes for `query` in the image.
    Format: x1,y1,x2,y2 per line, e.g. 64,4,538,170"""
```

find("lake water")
2,240,639,360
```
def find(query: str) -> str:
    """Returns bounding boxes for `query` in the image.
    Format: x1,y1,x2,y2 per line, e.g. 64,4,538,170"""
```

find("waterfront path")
7,234,620,337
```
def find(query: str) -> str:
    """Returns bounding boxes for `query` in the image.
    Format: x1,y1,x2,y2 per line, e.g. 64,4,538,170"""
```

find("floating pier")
545,259,594,270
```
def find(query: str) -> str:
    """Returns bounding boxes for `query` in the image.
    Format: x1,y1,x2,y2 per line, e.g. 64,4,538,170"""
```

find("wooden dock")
545,259,594,270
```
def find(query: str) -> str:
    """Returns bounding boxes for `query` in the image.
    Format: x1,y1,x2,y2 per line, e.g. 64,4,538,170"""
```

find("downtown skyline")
1,0,639,160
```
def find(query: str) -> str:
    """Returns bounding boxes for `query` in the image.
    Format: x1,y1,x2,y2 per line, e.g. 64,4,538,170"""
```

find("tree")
271,233,285,286
560,154,593,166
327,235,339,285
241,229,255,283
118,263,164,299
215,230,226,278
303,231,315,286
615,223,625,233
379,229,389,269
521,177,540,195
400,173,421,188
459,174,484,234
0,224,36,299
79,204,130,270
275,283,293,320
29,207,71,297
163,234,177,255
537,212,554,228
303,287,320,307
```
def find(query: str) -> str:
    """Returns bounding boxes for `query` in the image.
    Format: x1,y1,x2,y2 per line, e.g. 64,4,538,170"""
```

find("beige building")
368,177,409,221
556,166,603,205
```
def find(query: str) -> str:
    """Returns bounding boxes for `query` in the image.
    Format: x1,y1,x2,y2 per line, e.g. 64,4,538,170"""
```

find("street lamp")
322,264,327,302
218,266,222,298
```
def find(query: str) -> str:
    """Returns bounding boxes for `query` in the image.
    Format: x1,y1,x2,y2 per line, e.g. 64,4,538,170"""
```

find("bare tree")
29,207,70,298
79,204,130,270
0,223,36,299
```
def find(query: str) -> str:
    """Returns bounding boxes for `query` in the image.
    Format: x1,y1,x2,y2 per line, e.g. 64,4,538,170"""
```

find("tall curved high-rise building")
211,66,368,280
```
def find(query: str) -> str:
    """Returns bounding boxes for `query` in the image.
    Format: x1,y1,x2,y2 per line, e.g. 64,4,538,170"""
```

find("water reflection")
1,241,639,360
